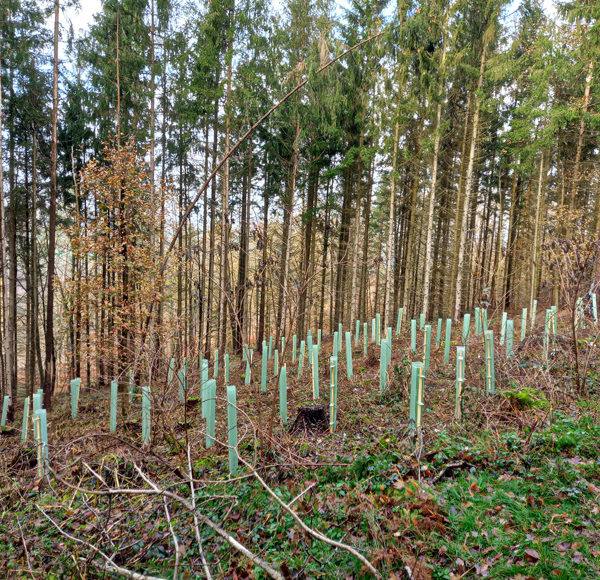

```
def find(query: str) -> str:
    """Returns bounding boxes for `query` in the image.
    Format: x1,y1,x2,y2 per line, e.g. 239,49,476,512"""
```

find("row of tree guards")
10,296,598,478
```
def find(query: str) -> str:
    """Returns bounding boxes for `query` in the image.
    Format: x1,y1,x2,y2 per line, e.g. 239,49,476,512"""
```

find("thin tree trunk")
359,162,374,322
298,164,319,339
401,118,424,317
276,116,300,344
219,27,234,353
43,0,59,407
204,99,219,357
383,122,400,327
257,176,269,352
6,24,16,419
453,40,488,320
0,30,7,409
568,61,593,232
530,152,546,313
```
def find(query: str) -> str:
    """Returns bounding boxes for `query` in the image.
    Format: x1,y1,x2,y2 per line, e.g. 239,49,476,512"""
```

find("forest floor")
1,320,600,579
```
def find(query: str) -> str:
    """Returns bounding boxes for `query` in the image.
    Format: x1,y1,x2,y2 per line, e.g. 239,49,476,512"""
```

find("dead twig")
238,455,382,579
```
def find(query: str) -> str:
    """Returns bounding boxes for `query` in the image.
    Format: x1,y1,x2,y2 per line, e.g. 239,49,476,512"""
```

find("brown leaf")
524,548,540,563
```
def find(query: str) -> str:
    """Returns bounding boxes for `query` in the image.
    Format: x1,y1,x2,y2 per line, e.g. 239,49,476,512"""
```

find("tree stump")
290,404,328,433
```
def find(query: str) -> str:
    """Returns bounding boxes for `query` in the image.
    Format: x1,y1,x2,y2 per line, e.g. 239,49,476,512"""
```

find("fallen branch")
36,505,167,580
46,463,285,580
238,456,382,579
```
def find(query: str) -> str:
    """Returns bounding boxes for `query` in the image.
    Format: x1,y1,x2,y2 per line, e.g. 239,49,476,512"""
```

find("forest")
1,0,600,578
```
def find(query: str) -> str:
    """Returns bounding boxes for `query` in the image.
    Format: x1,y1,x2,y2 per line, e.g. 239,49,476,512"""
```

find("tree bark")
453,40,489,320
43,0,59,407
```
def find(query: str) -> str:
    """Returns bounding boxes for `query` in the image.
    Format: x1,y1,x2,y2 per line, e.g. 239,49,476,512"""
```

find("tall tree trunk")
297,164,319,339
6,23,16,419
234,142,252,353
530,152,546,313
358,162,374,322
204,98,219,357
276,116,300,344
422,8,449,319
453,40,489,320
31,132,40,391
334,165,354,327
383,122,400,327
401,118,424,317
219,25,234,353
0,30,7,411
568,60,593,234
503,166,521,309
43,0,59,407
257,167,270,352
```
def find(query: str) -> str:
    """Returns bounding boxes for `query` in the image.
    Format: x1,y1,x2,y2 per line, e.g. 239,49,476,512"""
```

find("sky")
62,0,559,39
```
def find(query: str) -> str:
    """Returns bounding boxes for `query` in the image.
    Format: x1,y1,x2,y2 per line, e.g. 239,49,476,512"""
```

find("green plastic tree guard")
363,322,368,356
33,392,42,414
214,349,219,378
506,319,514,359
201,358,209,417
436,318,442,347
226,385,238,475
375,313,381,346
423,325,432,374
592,293,598,324
462,313,471,345
293,334,297,362
345,331,353,379
34,409,48,478
224,353,230,383
419,313,425,330
128,370,134,403
485,330,495,395
279,366,287,425
1,395,8,427
531,299,538,327
268,336,273,359
298,340,305,377
355,319,361,346
500,312,507,345
21,397,30,444
329,356,338,433
411,319,417,354
474,307,481,335
71,378,80,419
110,381,118,432
142,386,151,445
274,349,279,377
261,341,268,392
521,308,527,341
444,318,452,364
379,337,391,393
245,355,251,386
205,379,216,449
409,362,424,430
543,309,550,360
312,345,320,400
168,357,174,385
455,346,465,421
396,307,403,336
